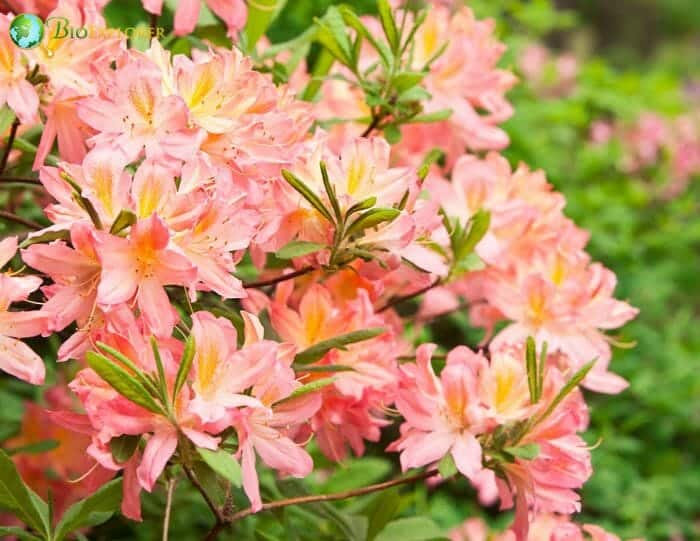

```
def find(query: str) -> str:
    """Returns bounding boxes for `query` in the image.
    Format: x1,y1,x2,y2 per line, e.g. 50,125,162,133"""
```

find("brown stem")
150,12,159,32
242,266,315,289
183,466,225,524
162,478,176,541
239,468,436,522
378,278,441,313
0,119,20,175
0,175,41,185
361,113,381,138
0,210,42,230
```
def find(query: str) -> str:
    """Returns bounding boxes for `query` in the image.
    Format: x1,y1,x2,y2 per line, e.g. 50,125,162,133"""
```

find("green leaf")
437,454,458,479
109,435,140,465
302,47,334,101
392,71,425,93
53,479,123,541
95,342,160,397
346,208,401,238
109,209,137,235
375,517,445,541
276,240,326,260
455,209,490,261
0,450,50,539
0,527,41,541
538,341,548,401
245,0,286,50
173,335,196,400
410,109,453,123
315,7,353,66
0,106,16,135
346,196,377,217
526,336,538,403
196,448,242,487
377,0,399,52
417,149,445,180
281,169,335,224
338,6,393,70
19,229,71,248
537,360,596,424
6,440,59,456
86,352,164,415
291,364,354,373
397,86,431,104
322,458,392,493
294,327,386,364
275,377,336,405
150,337,170,405
383,124,402,144
504,443,541,461
320,161,342,223
364,489,400,541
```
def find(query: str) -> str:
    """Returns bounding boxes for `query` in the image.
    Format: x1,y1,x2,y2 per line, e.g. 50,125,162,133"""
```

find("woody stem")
0,119,20,175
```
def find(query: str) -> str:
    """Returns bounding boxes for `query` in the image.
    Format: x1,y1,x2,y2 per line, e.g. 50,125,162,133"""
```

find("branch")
361,113,382,138
378,277,441,313
162,478,176,541
0,119,20,175
0,175,42,185
0,211,42,230
183,465,225,525
242,266,315,289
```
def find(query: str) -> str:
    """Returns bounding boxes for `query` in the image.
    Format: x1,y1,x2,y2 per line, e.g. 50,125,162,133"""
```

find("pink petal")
136,429,178,492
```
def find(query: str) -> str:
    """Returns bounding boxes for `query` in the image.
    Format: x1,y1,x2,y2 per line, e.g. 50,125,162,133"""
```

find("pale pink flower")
142,0,247,38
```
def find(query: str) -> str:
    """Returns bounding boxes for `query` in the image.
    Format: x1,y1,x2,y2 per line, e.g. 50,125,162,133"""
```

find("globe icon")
9,13,44,49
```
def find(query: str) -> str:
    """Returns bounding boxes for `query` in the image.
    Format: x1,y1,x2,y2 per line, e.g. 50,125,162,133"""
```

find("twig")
0,119,20,175
378,278,441,313
162,478,176,541
0,210,42,230
0,175,41,185
229,468,438,526
183,466,225,524
242,266,315,289
361,113,382,138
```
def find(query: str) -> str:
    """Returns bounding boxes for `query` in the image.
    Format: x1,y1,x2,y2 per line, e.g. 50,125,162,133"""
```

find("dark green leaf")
383,124,402,144
109,435,140,465
244,0,286,50
53,479,123,541
274,377,336,405
504,443,541,461
173,335,196,400
437,454,458,478
364,489,400,541
294,327,385,364
537,360,596,424
410,109,453,123
375,517,445,541
0,106,16,134
0,527,41,541
6,440,59,456
338,6,393,69
0,450,49,538
109,209,137,235
19,229,71,248
392,71,425,93
322,458,392,492
526,336,538,403
417,149,445,180
291,363,354,373
377,0,399,52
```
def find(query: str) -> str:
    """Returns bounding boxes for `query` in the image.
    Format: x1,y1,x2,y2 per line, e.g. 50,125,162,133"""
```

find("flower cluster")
0,1,639,539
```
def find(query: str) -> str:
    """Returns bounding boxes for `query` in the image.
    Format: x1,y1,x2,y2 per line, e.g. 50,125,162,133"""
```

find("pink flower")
0,237,47,384
142,0,247,38
96,214,197,337
390,344,488,481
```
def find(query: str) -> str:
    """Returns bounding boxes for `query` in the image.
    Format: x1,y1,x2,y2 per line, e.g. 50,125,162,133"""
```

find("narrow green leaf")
417,148,445,180
346,196,377,217
19,229,71,248
281,169,335,223
291,364,354,373
526,336,538,403
346,208,401,238
0,450,49,539
6,440,59,456
383,124,402,144
150,337,170,405
196,448,242,487
456,209,490,260
537,360,596,424
315,7,353,66
53,479,123,541
302,47,334,101
538,341,548,402
320,161,342,223
338,6,393,69
244,0,286,50
109,209,137,235
410,108,453,123
364,489,400,541
109,435,140,465
377,0,399,52
277,240,326,260
86,352,164,415
295,327,386,364
0,527,41,541
275,377,336,405
504,443,541,461
397,85,431,103
173,335,196,400
322,458,392,492
96,342,160,397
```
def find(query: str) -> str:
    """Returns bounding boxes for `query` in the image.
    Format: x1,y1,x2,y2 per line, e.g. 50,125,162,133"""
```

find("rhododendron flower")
0,237,47,383
390,344,488,481
96,214,197,337
0,14,39,123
